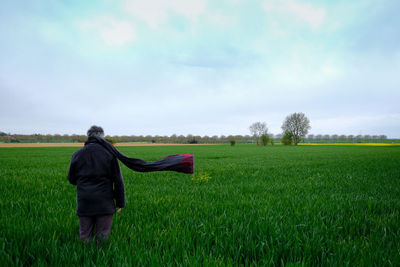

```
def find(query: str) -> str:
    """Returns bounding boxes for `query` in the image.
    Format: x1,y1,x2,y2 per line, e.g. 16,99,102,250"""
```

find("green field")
1,145,399,266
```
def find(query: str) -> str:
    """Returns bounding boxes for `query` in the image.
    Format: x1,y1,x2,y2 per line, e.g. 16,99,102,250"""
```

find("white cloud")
78,17,136,46
269,20,288,37
123,0,206,29
265,57,343,88
206,13,237,28
263,0,326,30
286,0,326,29
321,64,339,77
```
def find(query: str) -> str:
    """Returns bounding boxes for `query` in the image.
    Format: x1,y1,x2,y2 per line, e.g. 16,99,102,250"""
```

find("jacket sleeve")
67,155,77,185
112,158,126,208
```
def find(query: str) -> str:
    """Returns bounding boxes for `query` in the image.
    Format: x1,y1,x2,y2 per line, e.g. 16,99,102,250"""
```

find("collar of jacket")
85,136,101,146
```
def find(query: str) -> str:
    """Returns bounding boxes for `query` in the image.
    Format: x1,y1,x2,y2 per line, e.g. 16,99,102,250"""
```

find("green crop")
0,145,399,265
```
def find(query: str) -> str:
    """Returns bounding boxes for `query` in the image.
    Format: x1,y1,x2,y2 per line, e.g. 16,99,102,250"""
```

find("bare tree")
281,112,311,145
249,122,268,145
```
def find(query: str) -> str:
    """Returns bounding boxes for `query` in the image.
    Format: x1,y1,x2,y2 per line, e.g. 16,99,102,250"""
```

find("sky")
1,0,399,137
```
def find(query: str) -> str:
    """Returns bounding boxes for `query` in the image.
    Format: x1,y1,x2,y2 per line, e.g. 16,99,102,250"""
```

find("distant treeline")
0,131,396,144
0,132,252,144
302,134,391,143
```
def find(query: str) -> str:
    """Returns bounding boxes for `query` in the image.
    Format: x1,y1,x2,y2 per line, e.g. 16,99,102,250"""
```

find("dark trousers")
79,215,114,242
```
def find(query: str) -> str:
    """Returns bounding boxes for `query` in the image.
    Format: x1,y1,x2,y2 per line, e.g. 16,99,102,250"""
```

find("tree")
281,112,311,145
281,131,293,145
260,134,270,146
105,136,118,144
249,122,268,145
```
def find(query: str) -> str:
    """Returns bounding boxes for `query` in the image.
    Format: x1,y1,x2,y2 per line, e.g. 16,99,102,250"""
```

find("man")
68,125,125,243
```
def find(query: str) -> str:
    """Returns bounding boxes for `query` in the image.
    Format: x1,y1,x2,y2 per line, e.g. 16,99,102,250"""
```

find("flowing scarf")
92,136,194,174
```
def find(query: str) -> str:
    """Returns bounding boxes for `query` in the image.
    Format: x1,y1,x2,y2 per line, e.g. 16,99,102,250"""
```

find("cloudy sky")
1,0,399,137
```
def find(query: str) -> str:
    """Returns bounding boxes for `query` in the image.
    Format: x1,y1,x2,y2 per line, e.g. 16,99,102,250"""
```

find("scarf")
91,136,194,174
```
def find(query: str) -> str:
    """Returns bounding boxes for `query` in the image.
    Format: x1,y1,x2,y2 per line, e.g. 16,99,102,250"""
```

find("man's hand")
117,208,122,214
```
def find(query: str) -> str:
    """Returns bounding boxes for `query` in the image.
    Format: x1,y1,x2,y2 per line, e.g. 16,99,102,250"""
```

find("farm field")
0,144,399,265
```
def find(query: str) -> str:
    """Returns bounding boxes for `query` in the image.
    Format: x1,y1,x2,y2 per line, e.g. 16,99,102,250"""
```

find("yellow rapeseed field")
299,143,400,146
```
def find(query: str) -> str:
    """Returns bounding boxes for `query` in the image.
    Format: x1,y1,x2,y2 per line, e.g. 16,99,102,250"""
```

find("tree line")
0,131,389,144
0,132,256,144
0,112,391,145
249,112,389,146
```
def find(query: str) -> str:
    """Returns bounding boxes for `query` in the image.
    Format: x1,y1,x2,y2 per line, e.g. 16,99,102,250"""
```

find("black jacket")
68,137,126,216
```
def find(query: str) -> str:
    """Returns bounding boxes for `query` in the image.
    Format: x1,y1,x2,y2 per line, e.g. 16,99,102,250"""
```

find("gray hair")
87,125,104,137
